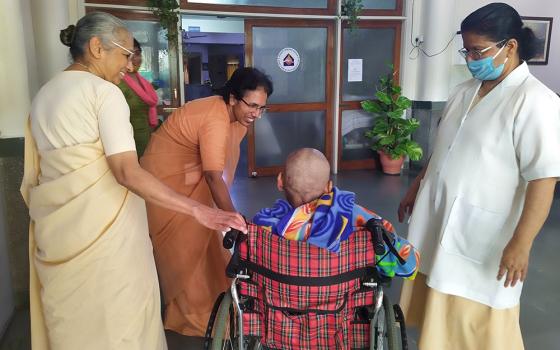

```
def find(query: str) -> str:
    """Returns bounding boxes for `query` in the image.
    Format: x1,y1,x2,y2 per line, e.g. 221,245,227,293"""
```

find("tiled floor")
1,169,559,349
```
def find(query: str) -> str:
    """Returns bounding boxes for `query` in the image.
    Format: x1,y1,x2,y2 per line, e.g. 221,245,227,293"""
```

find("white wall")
400,0,422,100
0,0,36,138
0,0,80,139
415,0,457,101
31,0,74,88
401,0,460,102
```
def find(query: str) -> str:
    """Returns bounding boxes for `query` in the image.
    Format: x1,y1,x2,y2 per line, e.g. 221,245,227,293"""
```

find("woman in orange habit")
141,67,273,336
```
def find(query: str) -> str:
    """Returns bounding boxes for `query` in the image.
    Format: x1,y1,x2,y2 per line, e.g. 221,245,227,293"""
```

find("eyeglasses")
240,98,268,115
111,41,135,62
458,39,508,60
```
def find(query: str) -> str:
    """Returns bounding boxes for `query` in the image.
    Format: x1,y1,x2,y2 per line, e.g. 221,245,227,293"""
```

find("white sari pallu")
21,119,166,350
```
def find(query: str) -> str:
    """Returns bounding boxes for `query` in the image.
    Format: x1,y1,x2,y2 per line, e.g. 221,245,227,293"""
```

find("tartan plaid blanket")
236,224,378,350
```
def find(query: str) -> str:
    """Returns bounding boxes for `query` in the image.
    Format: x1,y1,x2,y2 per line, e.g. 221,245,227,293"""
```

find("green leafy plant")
147,0,180,45
361,65,423,161
341,0,363,31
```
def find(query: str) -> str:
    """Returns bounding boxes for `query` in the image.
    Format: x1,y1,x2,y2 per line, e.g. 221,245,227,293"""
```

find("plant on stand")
362,65,423,175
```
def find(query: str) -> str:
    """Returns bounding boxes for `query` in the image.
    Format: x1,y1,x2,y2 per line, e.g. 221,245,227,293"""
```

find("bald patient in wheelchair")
253,148,419,279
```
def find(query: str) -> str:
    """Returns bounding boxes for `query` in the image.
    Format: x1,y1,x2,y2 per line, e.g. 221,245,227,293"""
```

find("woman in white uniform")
397,3,560,349
21,12,246,350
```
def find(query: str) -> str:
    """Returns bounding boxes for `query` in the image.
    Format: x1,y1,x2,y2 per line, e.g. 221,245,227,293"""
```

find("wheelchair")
204,219,408,350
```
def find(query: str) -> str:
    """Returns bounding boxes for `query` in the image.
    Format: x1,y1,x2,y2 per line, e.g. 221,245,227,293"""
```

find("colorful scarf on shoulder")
253,187,354,253
122,72,159,127
253,187,420,280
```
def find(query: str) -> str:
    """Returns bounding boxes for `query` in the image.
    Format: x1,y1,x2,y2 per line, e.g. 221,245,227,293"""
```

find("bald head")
282,148,331,206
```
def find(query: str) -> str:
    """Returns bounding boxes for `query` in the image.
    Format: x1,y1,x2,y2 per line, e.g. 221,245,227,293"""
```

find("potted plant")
361,66,423,175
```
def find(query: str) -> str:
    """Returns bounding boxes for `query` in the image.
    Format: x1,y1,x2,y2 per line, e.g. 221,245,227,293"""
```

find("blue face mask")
466,45,508,81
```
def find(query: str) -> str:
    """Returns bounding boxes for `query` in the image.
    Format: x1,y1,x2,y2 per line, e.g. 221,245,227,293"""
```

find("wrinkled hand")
497,238,532,288
398,189,417,223
192,205,247,233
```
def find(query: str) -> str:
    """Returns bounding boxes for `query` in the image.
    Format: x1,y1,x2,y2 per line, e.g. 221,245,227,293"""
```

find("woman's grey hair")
60,12,129,61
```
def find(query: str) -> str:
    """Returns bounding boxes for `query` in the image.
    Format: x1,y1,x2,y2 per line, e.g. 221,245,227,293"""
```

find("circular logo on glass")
277,48,300,73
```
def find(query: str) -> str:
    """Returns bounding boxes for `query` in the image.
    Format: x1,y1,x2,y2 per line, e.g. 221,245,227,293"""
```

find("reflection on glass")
253,27,327,104
362,0,397,10
255,111,325,167
124,20,171,105
342,27,395,101
188,0,328,8
341,109,375,161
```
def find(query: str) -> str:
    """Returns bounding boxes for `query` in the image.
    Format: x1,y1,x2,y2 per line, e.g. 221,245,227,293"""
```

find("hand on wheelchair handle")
223,215,248,249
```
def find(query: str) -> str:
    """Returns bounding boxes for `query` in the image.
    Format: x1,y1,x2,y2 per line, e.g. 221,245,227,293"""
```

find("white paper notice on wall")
348,59,363,82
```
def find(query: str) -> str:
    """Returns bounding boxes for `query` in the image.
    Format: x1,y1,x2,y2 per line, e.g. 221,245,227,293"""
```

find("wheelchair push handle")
223,228,242,249
223,215,248,250
365,218,407,265
223,222,248,278
365,218,386,256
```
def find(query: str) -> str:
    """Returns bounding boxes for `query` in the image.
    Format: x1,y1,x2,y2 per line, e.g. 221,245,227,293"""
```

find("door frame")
337,20,402,170
244,19,335,177
181,0,337,16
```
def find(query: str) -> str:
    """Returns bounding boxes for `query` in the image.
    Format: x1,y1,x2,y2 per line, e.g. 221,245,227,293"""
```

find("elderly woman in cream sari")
20,12,246,350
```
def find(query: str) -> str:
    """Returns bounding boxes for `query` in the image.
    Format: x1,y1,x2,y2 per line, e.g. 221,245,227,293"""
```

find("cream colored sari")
21,120,166,350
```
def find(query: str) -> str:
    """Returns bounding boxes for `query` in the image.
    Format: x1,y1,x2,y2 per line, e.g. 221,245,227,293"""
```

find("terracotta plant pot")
378,150,404,175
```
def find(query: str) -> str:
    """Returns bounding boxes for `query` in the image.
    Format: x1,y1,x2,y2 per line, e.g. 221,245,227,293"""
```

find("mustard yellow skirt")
399,274,524,350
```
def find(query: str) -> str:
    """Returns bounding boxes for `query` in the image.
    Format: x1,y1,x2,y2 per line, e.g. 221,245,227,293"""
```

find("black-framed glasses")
458,39,508,60
240,98,268,115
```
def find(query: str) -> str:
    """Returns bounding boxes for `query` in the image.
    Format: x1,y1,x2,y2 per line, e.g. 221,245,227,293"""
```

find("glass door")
245,19,334,177
338,20,402,170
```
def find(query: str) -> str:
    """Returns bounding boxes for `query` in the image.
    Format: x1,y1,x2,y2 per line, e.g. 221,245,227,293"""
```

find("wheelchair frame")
207,274,406,350
205,219,409,350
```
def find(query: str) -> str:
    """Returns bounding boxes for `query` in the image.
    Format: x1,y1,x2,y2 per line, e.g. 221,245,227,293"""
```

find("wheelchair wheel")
370,294,399,350
209,292,262,350
211,291,233,350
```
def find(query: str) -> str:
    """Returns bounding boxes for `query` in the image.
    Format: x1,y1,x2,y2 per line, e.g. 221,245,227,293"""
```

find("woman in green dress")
119,39,159,156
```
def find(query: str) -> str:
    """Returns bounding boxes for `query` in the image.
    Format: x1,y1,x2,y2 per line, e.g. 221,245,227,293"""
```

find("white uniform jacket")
408,63,560,309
